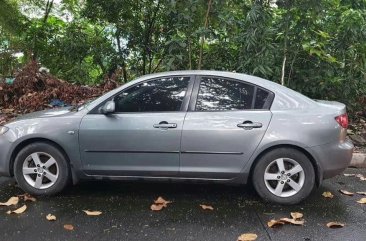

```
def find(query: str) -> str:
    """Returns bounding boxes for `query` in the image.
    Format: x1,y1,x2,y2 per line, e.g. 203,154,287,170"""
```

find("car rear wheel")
14,142,70,196
252,148,315,205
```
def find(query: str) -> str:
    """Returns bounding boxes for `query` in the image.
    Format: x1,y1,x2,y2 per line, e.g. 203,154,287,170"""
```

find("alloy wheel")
263,158,305,198
22,152,59,189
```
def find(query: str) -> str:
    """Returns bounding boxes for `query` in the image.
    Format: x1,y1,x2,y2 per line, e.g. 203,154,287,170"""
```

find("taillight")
335,113,348,129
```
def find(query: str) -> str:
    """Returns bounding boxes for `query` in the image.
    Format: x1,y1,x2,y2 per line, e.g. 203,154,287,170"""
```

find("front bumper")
307,139,354,180
0,132,14,176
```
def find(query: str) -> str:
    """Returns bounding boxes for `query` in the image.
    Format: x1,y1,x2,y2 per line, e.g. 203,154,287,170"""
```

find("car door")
79,75,193,177
180,75,273,179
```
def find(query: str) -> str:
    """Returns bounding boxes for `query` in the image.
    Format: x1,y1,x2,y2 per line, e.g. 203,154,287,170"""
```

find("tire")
14,142,70,196
252,148,315,205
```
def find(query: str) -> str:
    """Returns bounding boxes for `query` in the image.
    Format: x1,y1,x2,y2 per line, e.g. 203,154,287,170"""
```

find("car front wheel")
252,148,315,205
14,142,70,196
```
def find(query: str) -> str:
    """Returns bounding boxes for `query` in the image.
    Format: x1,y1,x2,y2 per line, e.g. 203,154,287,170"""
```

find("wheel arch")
9,138,72,179
249,144,322,187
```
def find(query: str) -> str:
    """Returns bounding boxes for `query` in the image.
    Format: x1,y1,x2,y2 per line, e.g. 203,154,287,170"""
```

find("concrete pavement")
0,168,366,241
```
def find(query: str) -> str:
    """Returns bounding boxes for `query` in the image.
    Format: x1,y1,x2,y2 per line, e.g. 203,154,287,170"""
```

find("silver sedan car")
0,71,353,204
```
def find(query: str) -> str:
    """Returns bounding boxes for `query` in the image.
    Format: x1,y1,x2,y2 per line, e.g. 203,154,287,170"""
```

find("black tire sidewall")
14,142,70,196
252,148,315,205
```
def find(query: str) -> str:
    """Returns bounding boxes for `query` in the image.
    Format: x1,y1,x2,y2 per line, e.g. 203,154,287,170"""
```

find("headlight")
0,126,9,135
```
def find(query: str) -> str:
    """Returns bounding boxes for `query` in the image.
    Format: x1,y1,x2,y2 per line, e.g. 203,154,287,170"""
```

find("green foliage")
0,0,365,113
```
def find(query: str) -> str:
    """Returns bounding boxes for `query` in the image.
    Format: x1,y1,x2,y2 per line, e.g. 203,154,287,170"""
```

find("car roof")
138,70,273,89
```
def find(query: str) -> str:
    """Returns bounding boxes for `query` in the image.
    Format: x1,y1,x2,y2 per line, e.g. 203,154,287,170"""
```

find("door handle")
237,121,262,129
153,121,177,129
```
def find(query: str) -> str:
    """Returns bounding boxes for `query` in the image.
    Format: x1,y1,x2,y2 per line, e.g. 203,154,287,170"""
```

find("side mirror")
100,100,115,115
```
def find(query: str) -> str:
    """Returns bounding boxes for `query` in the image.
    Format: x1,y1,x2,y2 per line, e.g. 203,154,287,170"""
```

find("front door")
79,76,193,177
180,76,273,179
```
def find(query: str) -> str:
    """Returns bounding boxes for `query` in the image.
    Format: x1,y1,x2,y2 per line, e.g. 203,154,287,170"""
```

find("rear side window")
254,88,270,109
195,77,255,111
114,76,190,112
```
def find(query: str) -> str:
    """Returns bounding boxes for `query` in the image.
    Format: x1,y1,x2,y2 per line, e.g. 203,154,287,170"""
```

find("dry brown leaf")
150,196,172,211
326,222,345,228
356,192,366,195
267,219,285,228
200,204,214,210
0,196,19,206
154,196,172,206
64,224,74,231
357,198,366,204
6,204,27,214
237,233,258,241
150,204,164,211
322,191,334,198
339,190,354,196
24,194,36,202
355,174,366,181
343,173,356,177
280,218,304,226
46,214,56,221
83,210,102,216
18,193,37,202
290,212,303,220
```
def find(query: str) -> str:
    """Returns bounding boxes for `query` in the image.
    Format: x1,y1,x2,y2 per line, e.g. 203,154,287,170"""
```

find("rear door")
180,76,273,179
79,75,193,177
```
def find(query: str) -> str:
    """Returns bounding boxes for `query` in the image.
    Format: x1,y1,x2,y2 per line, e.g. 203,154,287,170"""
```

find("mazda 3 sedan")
0,71,353,204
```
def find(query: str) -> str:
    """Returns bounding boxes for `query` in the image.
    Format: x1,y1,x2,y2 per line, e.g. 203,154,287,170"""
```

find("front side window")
195,77,255,111
114,76,190,112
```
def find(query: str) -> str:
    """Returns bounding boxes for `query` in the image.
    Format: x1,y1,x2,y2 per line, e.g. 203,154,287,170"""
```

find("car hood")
15,107,76,121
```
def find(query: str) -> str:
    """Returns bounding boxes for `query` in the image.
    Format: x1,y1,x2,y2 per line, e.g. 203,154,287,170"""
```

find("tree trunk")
281,7,290,86
188,38,192,70
197,0,212,70
32,0,54,60
116,29,128,82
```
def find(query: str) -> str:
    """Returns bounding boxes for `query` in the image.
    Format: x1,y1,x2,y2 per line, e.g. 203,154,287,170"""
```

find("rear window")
254,88,270,109
196,77,255,111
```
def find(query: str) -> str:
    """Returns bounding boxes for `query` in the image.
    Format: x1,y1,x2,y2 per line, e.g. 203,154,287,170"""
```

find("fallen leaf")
0,196,19,206
322,191,334,198
339,190,354,196
356,192,366,195
290,212,303,220
355,174,366,181
237,233,258,241
150,204,164,211
154,196,172,206
83,210,102,216
46,214,56,221
200,204,214,210
18,193,36,202
64,224,74,231
267,219,285,228
150,196,172,211
280,218,305,226
6,205,27,214
326,222,345,228
357,198,366,204
343,173,355,177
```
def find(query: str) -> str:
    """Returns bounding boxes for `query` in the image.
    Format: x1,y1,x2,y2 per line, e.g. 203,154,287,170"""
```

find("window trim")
88,75,195,114
189,75,275,112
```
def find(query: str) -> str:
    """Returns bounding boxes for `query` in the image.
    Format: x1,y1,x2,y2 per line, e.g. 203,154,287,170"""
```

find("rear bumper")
307,139,354,180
